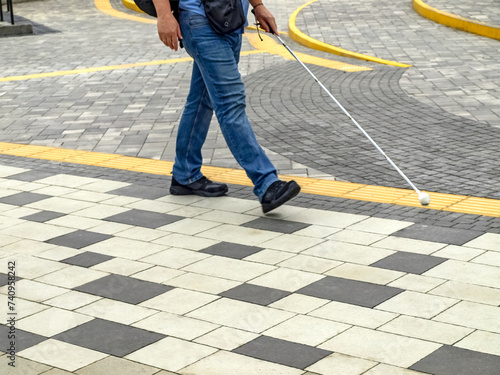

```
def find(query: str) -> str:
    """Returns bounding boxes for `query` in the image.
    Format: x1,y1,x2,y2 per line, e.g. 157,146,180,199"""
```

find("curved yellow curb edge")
1,142,499,217
413,0,500,40
288,0,412,68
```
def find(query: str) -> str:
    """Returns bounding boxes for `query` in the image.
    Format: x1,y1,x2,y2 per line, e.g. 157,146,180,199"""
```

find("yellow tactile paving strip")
287,0,412,68
413,0,500,40
1,142,499,217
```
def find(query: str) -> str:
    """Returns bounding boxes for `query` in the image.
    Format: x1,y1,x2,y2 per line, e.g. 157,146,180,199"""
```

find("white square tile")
133,311,219,340
424,260,500,289
429,280,500,306
432,244,484,261
456,330,500,356
250,268,324,292
166,205,212,218
306,353,376,375
285,208,367,228
433,301,500,333
304,241,395,265
46,215,103,230
269,294,329,314
191,196,260,213
376,291,459,319
379,315,473,345
464,233,500,251
27,197,96,214
264,315,350,346
157,218,220,235
471,250,500,267
18,307,94,336
91,258,153,276
36,245,82,261
0,239,56,256
195,211,256,225
0,166,28,177
388,274,446,293
11,254,69,279
0,298,49,319
194,326,259,350
278,254,342,274
243,249,295,265
140,248,210,269
327,229,386,245
183,256,275,282
76,298,157,325
126,337,217,372
309,301,397,329
19,339,107,372
319,327,441,368
80,180,130,193
140,288,219,315
197,224,281,247
326,263,404,285
131,266,185,284
125,200,184,214
44,290,102,310
35,265,109,288
179,350,303,375
0,222,75,242
372,236,446,255
166,272,240,294
187,298,294,333
346,217,413,235
259,234,325,253
2,279,67,302
1,207,39,219
154,233,220,251
364,363,430,375
293,225,342,238
36,174,100,188
72,205,129,219
84,237,166,260
62,190,115,203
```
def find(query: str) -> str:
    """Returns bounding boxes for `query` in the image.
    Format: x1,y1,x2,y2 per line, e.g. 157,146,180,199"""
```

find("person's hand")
157,12,182,51
253,5,279,36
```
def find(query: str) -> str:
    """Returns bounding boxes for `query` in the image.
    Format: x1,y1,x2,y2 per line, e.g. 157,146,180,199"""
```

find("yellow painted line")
1,142,499,218
245,33,371,72
413,0,500,40
288,0,412,68
95,0,156,24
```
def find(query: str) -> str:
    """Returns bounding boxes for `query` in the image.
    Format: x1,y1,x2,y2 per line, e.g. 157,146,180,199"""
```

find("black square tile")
52,319,165,357
46,230,112,249
297,276,404,308
74,274,174,304
234,336,332,369
410,345,500,375
0,192,51,206
7,170,54,182
21,210,66,223
0,325,48,353
108,184,169,200
61,251,114,268
371,251,447,274
104,209,183,229
0,272,22,287
200,242,264,259
392,224,483,246
242,218,310,234
220,284,290,306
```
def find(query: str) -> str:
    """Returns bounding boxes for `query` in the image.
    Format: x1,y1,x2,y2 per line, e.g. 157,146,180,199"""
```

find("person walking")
152,0,300,213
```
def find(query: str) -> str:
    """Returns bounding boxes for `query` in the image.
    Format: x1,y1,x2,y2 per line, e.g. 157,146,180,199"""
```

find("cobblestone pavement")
425,0,500,25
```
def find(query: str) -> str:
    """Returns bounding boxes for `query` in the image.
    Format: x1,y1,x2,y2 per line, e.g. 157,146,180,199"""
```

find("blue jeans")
172,11,278,200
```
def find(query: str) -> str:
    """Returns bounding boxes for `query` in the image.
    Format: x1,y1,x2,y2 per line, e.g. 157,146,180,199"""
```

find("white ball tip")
419,192,430,206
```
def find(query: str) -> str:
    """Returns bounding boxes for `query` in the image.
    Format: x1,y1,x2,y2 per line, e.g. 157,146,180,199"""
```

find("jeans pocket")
187,14,210,29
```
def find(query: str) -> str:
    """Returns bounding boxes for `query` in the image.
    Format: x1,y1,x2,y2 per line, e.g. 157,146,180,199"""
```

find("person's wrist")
253,3,264,9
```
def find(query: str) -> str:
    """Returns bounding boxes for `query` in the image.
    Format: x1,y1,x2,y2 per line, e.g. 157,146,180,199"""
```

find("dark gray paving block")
21,210,65,223
410,345,500,375
61,251,114,268
108,184,169,200
371,251,447,274
392,224,483,246
200,242,264,259
297,276,404,308
242,217,310,234
220,284,290,306
52,319,165,357
104,209,183,229
0,272,22,287
7,170,54,182
0,192,50,206
234,335,332,369
0,325,47,353
46,230,112,249
74,274,173,304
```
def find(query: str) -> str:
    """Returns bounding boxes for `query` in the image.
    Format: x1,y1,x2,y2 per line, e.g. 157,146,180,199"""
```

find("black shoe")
170,176,228,197
261,180,301,214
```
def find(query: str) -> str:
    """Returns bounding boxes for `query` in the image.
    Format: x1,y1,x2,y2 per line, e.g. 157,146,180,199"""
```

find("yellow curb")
1,142,499,218
413,0,500,40
288,0,412,68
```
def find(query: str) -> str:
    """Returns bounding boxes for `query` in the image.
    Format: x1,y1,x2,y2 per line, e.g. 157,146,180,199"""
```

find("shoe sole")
262,181,301,214
170,185,228,198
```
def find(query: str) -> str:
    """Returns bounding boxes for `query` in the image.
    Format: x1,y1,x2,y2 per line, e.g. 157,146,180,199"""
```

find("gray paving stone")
61,251,114,268
392,223,483,246
220,283,291,306
200,242,264,260
371,251,447,274
242,217,310,234
0,192,50,206
104,209,183,229
47,231,113,250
